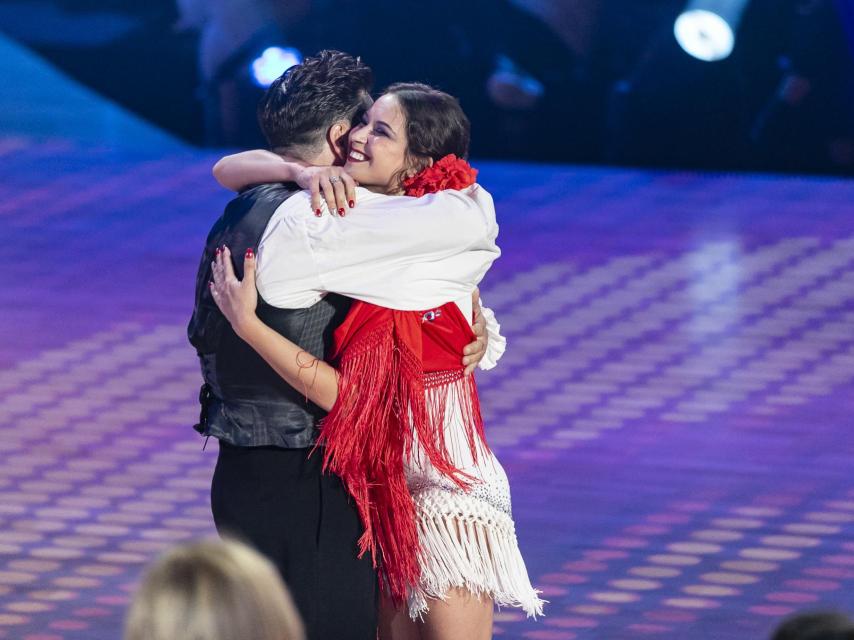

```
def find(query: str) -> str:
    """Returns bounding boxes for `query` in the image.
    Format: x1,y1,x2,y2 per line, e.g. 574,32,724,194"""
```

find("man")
187,50,502,639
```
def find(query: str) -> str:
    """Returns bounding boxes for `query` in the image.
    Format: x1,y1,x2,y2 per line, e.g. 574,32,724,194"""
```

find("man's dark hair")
258,50,373,159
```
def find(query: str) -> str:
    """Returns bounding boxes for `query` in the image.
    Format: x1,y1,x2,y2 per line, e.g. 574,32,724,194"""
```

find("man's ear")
328,121,350,164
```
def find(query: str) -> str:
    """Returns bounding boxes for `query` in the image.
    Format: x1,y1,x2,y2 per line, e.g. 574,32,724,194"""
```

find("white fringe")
408,489,546,621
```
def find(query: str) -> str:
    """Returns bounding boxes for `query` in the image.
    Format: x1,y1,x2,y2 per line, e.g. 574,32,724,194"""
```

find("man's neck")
276,149,335,168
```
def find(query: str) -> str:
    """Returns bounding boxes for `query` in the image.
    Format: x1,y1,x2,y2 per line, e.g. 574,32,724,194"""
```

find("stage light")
674,0,750,61
251,46,302,87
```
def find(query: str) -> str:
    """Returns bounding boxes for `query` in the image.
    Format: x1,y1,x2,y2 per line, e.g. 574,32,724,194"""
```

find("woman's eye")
372,128,386,136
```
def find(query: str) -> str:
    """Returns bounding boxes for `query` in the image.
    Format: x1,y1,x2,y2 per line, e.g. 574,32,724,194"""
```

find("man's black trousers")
211,441,378,639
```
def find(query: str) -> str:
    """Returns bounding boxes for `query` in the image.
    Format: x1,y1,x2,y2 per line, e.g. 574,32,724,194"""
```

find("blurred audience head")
770,611,854,640
257,49,373,164
124,537,304,640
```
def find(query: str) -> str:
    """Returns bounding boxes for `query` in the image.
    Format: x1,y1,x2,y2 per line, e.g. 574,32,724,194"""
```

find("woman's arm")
210,246,339,411
298,186,500,311
212,150,357,214
212,246,490,404
213,150,297,191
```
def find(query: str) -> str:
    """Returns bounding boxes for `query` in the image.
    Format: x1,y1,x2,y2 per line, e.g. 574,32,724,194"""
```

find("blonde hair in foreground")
124,537,305,640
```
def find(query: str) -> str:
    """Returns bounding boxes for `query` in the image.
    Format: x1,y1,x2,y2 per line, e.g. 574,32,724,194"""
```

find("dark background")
1,0,852,175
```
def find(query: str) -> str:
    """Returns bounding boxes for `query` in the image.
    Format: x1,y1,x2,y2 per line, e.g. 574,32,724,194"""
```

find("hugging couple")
188,50,543,640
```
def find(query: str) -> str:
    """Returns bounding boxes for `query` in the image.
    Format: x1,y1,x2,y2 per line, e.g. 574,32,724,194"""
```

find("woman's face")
344,94,411,194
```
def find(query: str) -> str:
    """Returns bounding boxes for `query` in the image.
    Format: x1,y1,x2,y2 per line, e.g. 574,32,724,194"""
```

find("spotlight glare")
251,47,302,87
674,9,735,61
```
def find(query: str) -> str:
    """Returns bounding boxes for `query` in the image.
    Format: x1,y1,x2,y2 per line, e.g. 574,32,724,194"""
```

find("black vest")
187,183,351,448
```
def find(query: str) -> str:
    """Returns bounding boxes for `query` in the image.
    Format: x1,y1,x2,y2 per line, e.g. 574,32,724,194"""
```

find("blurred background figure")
1,0,850,174
174,0,310,146
769,610,854,640
124,538,305,640
174,0,581,158
748,0,854,173
604,0,854,173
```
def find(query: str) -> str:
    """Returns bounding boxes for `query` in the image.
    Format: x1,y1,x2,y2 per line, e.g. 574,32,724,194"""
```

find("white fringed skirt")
404,421,545,620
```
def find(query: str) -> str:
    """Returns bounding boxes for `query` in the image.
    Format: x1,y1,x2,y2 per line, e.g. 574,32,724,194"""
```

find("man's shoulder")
230,181,301,207
218,182,302,225
203,183,303,244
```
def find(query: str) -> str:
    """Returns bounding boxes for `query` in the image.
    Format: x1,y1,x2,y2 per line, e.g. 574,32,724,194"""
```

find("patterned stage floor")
1,140,853,640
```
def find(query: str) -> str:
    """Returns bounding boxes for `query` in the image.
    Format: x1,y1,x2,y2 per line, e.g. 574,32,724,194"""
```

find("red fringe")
315,312,488,603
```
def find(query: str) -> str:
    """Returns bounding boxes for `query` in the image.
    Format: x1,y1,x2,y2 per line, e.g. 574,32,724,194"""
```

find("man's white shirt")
255,185,506,369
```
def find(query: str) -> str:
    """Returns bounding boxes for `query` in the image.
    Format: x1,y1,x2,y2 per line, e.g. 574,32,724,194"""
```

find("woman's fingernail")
245,248,254,258
338,207,346,216
348,200,355,208
215,247,221,255
315,208,322,217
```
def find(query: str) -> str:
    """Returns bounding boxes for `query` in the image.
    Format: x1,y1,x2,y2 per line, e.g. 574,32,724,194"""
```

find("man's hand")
296,166,358,216
462,289,489,376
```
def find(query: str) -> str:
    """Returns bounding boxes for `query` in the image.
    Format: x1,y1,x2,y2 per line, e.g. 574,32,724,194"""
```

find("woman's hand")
209,245,340,411
212,150,358,216
296,166,358,216
210,246,259,337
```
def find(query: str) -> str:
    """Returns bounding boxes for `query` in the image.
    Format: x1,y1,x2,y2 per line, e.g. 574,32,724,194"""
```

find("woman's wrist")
232,313,262,341
279,161,307,185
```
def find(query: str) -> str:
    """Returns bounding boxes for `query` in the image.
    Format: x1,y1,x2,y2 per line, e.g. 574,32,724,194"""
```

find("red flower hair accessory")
402,154,478,197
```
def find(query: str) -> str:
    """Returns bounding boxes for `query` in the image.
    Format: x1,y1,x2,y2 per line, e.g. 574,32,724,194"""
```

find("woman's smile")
348,148,369,162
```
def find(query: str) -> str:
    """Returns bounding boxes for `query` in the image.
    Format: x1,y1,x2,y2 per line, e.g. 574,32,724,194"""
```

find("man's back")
188,182,376,639
188,183,351,447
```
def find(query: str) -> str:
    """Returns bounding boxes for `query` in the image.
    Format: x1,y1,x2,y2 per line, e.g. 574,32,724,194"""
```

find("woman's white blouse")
255,185,505,369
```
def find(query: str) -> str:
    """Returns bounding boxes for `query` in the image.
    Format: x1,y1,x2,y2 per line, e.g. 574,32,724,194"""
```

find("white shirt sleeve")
477,297,506,371
255,194,326,309
305,185,500,310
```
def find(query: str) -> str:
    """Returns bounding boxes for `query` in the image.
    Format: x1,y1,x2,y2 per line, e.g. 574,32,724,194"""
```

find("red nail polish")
338,207,345,216
315,208,322,217
245,248,254,258
348,200,355,208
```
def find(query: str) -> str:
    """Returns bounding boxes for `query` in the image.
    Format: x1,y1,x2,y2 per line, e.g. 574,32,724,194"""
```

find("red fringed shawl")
314,155,488,602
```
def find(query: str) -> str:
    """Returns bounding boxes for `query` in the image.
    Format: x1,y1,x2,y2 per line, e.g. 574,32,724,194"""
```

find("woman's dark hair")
258,50,373,158
382,82,471,188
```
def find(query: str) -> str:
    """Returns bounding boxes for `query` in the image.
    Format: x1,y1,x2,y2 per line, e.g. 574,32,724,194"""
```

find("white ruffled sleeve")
477,298,506,370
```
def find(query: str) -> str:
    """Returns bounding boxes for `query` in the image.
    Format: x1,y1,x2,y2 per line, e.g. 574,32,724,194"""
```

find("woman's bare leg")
420,588,493,640
378,591,421,640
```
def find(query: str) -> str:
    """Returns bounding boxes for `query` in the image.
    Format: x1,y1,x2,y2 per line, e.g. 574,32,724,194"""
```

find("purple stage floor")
1,140,854,640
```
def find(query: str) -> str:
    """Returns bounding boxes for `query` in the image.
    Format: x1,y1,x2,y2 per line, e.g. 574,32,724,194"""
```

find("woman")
211,83,543,639
125,538,304,640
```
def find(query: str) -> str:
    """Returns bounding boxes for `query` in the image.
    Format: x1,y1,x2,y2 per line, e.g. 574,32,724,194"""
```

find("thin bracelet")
295,350,320,402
